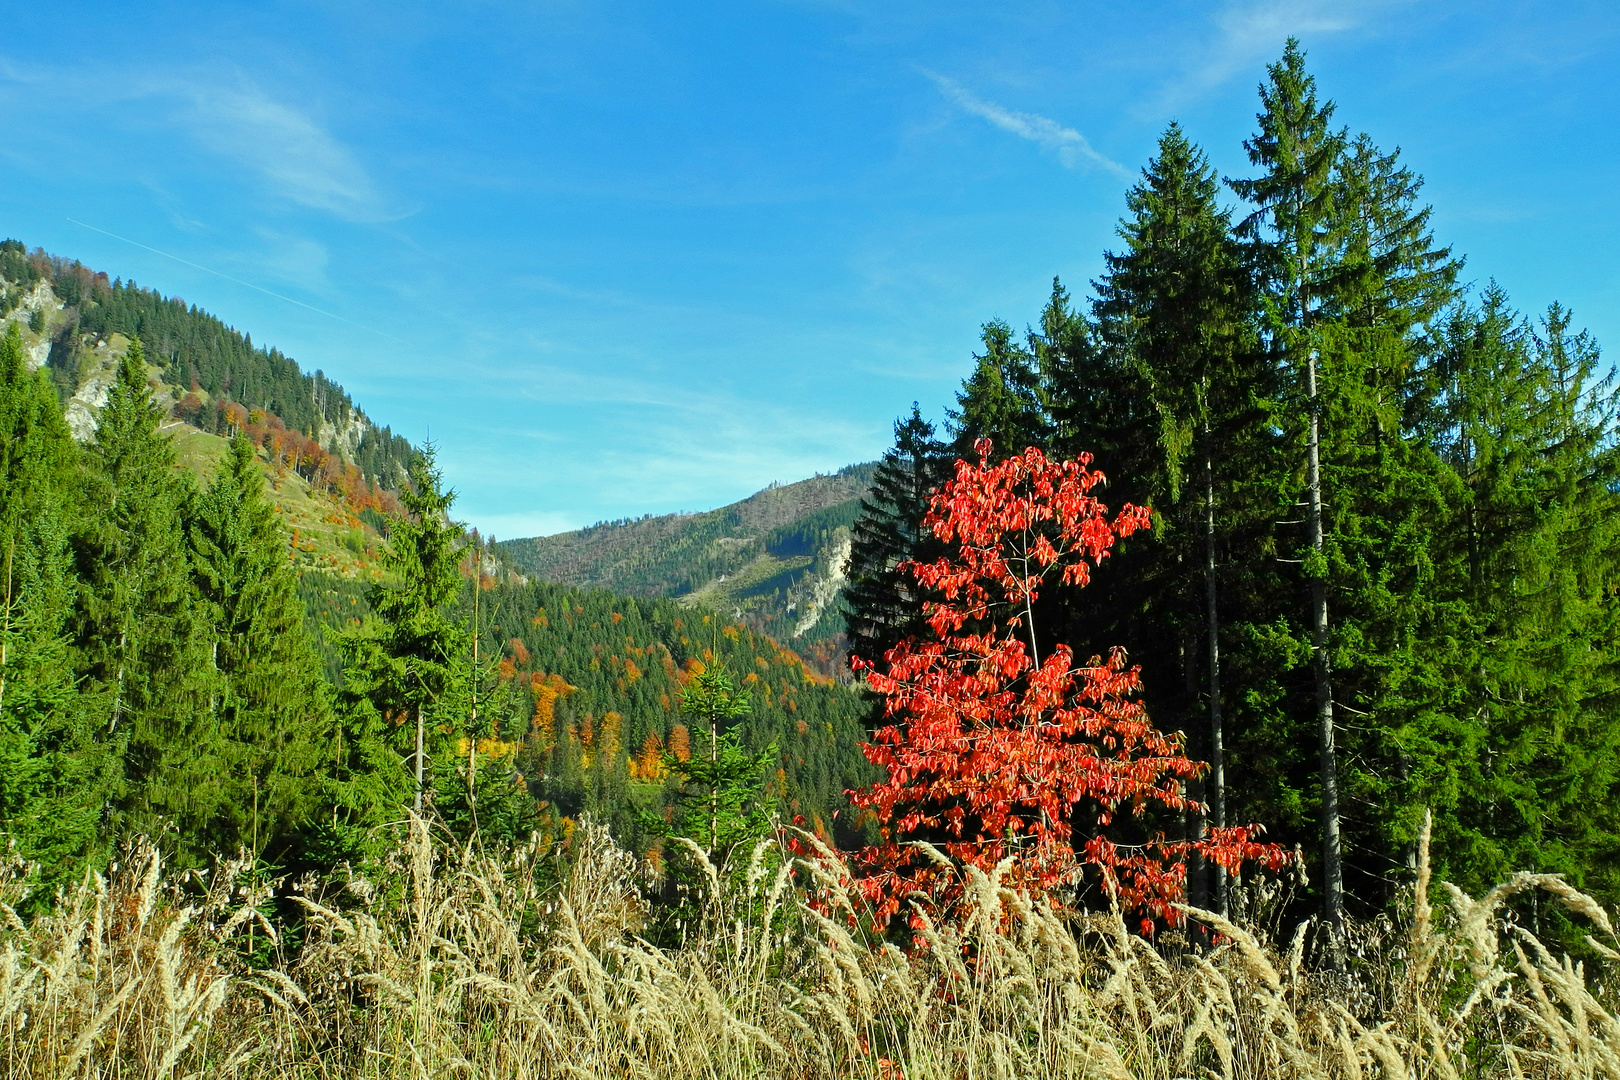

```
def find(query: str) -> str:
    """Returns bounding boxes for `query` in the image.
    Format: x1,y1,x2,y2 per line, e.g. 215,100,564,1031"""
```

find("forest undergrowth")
0,813,1614,1080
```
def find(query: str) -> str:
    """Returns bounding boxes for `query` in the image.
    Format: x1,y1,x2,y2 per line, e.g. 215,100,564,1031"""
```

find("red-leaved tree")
851,439,1287,931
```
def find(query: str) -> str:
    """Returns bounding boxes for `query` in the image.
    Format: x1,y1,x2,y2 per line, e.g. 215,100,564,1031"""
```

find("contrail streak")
65,217,402,343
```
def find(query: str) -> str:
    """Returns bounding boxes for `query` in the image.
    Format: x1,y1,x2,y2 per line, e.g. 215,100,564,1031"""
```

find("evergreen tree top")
681,663,751,732
373,441,465,624
1229,37,1348,329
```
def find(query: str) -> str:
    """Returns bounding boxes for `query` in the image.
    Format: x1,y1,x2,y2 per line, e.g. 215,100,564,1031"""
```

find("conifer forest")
2,41,1618,1079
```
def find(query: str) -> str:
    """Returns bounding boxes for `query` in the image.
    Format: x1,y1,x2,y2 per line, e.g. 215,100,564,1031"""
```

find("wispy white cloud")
0,58,398,223
250,228,332,288
1155,0,1380,108
922,70,1130,179
172,82,395,222
439,355,882,535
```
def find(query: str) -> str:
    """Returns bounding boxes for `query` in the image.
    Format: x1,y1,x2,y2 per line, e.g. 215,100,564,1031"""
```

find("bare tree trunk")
1203,437,1228,917
0,541,12,722
414,704,425,816
1306,350,1343,931
111,633,127,733
710,714,719,858
468,557,480,813
1182,632,1203,913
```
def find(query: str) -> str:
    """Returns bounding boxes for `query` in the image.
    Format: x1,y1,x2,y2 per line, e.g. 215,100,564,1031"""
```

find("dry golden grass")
1,811,1615,1079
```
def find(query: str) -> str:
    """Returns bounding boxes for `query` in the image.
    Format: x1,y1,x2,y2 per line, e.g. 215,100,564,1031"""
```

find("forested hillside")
469,579,872,847
0,240,414,487
501,464,876,659
0,312,871,896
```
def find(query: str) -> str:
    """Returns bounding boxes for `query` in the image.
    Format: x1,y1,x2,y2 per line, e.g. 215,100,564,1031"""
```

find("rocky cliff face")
1,278,109,440
316,406,370,461
791,528,852,638
8,281,58,371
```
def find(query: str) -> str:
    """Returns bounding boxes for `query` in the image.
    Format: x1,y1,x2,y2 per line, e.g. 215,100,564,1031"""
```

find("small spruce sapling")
644,662,777,935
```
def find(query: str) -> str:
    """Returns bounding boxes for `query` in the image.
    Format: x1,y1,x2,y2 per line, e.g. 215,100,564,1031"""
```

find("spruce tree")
0,325,111,895
669,663,773,866
1426,292,1620,908
434,543,536,851
949,320,1049,458
1092,123,1272,912
1042,280,1159,506
330,443,468,855
1311,131,1462,906
73,337,211,847
646,662,775,939
1229,38,1351,926
186,434,331,864
845,406,952,673
1232,43,1465,923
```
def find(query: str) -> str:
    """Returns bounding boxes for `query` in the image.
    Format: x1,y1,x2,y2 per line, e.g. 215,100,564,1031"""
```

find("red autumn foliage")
850,439,1287,932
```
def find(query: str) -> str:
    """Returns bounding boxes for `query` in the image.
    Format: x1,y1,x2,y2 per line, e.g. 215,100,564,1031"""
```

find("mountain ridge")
0,239,416,581
0,239,415,487
499,463,878,665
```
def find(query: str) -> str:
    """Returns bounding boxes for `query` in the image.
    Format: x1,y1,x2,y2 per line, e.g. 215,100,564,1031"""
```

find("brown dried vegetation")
0,814,1615,1079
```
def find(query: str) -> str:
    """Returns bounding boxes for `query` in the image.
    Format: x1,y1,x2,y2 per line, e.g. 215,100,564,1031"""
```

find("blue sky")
2,1,1616,538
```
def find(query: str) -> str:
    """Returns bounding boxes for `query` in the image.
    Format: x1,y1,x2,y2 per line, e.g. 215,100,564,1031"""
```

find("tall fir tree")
1309,130,1462,907
844,406,952,674
1092,123,1273,912
328,443,469,856
186,433,332,865
1228,37,1352,926
73,337,211,849
0,325,111,896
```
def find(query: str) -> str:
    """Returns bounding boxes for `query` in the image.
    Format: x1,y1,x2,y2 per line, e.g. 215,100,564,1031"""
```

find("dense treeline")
472,580,872,851
0,239,414,488
0,325,870,895
847,40,1620,931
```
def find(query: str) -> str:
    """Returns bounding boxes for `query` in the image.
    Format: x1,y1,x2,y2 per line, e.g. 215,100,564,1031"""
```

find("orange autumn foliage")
851,440,1287,932
667,724,691,763
632,731,666,780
